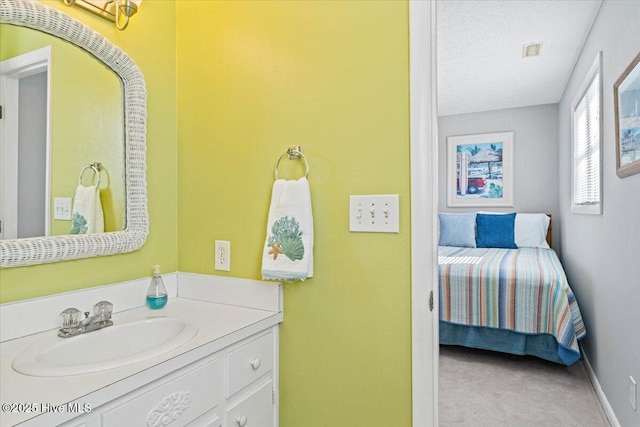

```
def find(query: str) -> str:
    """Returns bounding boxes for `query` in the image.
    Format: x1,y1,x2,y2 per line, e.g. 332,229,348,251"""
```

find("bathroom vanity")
0,274,283,427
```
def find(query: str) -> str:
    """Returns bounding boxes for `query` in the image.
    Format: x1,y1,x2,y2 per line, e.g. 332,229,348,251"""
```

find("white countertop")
0,297,282,426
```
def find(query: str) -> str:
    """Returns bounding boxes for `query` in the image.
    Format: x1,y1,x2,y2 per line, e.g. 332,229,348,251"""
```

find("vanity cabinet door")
187,412,221,427
225,380,274,427
59,414,99,427
99,358,220,426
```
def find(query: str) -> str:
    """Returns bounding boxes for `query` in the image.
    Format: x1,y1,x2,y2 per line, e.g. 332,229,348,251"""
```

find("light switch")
54,197,72,220
349,195,399,233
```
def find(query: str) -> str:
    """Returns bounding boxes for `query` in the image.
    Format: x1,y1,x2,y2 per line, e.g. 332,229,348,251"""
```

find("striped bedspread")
438,246,586,363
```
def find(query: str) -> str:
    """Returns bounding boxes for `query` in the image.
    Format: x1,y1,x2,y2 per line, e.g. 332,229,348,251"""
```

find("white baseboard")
581,346,621,427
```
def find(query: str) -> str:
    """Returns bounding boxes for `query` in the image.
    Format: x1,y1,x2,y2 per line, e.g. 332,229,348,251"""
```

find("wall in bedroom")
558,1,640,425
437,104,560,246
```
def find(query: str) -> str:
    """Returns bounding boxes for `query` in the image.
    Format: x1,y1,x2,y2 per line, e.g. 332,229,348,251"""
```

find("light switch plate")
54,197,72,220
349,194,399,233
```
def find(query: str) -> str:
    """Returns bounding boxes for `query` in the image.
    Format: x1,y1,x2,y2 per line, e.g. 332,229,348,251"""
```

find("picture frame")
446,131,514,208
614,51,640,178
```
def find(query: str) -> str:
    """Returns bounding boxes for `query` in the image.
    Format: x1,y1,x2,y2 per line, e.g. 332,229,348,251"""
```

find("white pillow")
515,214,550,248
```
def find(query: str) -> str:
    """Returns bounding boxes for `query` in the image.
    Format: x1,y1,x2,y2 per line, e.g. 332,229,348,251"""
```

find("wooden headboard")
546,214,552,247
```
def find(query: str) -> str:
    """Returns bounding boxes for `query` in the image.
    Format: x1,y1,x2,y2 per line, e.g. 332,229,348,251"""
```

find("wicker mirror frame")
0,0,147,267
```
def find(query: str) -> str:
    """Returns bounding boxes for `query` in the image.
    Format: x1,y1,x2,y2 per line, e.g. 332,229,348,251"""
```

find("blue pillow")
476,213,517,249
439,213,476,247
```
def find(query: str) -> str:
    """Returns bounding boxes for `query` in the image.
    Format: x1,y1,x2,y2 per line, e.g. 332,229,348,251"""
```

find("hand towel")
261,177,314,282
70,184,104,234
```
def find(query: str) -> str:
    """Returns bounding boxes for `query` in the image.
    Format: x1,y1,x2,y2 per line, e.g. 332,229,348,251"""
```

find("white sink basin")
12,317,198,377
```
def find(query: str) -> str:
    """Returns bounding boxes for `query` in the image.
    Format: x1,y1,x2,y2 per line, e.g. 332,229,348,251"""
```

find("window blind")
573,71,600,207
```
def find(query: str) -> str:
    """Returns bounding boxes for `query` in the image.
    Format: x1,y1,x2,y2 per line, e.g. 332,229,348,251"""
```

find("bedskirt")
438,246,586,365
440,322,583,365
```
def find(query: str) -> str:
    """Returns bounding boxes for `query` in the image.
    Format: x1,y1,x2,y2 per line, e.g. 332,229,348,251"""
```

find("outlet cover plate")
215,240,231,271
349,194,399,233
631,376,637,411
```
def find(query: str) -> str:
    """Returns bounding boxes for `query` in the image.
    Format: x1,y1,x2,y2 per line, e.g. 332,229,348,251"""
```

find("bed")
437,212,586,365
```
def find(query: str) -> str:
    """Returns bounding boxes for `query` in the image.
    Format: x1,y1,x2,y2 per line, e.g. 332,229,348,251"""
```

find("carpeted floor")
439,345,611,426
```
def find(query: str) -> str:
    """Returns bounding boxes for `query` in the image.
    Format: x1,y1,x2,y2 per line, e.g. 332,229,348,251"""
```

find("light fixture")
523,42,543,58
63,0,142,30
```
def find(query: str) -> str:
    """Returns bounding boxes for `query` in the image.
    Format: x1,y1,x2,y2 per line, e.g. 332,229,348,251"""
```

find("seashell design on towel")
267,216,304,261
70,212,88,234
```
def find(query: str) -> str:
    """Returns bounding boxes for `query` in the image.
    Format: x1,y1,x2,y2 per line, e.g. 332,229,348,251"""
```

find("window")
571,52,602,215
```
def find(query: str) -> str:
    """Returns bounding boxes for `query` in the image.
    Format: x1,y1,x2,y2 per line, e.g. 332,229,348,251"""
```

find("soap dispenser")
146,265,168,309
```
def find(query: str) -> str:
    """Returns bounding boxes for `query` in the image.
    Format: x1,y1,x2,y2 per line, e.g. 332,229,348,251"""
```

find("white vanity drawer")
100,358,220,426
225,380,274,427
225,332,273,398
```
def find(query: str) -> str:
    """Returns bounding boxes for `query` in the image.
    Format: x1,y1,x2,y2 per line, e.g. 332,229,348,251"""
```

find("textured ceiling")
437,0,602,117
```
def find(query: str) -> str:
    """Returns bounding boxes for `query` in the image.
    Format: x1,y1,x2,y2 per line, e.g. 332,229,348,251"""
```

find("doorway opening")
0,46,52,239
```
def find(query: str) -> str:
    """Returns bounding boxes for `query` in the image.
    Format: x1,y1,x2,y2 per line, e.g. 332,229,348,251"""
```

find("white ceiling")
436,0,602,117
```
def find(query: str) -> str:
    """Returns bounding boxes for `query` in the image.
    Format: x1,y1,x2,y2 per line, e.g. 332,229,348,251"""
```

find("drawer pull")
236,415,248,426
250,358,261,370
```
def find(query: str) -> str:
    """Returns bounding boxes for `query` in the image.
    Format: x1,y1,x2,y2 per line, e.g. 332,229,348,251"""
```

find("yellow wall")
176,1,412,426
0,0,178,302
0,24,124,235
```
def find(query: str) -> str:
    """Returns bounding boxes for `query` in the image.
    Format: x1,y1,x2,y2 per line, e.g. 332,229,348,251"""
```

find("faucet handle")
60,308,82,331
93,301,113,319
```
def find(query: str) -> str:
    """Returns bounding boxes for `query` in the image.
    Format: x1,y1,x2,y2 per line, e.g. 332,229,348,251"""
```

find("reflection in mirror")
0,23,125,240
0,0,147,268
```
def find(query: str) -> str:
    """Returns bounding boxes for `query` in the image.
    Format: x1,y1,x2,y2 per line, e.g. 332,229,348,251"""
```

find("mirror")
0,0,148,267
0,23,125,239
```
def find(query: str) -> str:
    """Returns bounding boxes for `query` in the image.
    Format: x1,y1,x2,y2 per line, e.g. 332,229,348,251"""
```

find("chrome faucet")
58,301,114,338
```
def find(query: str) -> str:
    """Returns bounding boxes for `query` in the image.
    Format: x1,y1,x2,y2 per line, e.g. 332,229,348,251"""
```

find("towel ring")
79,162,102,187
274,146,310,180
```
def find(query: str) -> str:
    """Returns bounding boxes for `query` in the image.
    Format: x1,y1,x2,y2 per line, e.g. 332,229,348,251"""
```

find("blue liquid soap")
146,295,168,309
147,265,168,309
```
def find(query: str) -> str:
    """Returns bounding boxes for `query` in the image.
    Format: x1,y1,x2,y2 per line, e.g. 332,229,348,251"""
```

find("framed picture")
446,131,514,208
614,52,640,178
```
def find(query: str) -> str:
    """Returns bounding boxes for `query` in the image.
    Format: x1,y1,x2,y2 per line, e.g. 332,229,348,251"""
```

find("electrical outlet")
54,197,72,220
349,194,399,233
630,376,637,411
215,240,231,271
